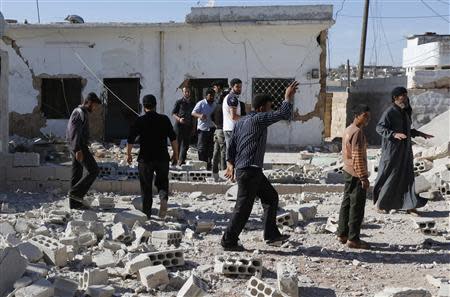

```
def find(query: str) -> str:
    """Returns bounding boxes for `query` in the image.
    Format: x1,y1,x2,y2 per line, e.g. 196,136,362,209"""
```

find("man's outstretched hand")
285,81,299,102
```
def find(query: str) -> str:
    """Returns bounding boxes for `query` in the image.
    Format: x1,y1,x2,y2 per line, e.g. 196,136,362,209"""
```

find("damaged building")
0,5,334,147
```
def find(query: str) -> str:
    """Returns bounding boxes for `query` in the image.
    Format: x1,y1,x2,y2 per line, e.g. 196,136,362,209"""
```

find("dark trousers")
337,171,367,241
69,146,99,199
175,123,192,164
222,167,282,244
138,161,169,217
197,130,214,169
212,129,226,173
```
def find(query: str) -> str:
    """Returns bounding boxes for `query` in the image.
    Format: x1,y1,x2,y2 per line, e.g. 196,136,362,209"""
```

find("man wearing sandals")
337,104,371,249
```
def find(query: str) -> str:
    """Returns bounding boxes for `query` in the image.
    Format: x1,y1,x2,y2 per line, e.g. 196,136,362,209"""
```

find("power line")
339,13,450,19
420,0,450,23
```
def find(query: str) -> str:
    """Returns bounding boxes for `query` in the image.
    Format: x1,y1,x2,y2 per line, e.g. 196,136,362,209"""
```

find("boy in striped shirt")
337,104,371,249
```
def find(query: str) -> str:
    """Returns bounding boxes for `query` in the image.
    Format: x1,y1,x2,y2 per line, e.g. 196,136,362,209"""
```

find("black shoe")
221,240,246,252
69,199,89,210
265,234,290,246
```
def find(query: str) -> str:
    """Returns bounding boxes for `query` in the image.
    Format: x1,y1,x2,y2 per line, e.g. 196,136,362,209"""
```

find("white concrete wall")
3,22,330,146
403,37,450,69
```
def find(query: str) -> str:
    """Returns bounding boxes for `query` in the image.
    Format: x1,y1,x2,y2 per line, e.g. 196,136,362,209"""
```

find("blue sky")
0,0,448,67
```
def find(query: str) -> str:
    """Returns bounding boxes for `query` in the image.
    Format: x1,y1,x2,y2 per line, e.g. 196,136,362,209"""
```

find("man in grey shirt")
66,92,101,209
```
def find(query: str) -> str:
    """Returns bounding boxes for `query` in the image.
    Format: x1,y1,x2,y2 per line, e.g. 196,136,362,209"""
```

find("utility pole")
36,0,41,23
358,0,370,80
347,59,351,89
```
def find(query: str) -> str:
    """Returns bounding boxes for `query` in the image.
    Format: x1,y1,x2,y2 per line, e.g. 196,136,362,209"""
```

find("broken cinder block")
29,235,68,267
148,249,185,268
113,210,147,228
80,268,108,290
247,276,284,297
177,274,208,297
276,263,298,297
214,255,262,276
151,230,182,246
139,264,170,289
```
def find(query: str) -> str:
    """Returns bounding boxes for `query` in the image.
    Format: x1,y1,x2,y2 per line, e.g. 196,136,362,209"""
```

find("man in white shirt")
223,78,244,156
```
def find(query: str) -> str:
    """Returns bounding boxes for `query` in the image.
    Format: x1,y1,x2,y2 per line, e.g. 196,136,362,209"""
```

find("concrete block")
413,159,433,174
298,204,317,221
13,152,40,167
99,240,123,252
65,220,89,237
139,264,169,289
111,223,132,243
187,171,213,182
147,249,185,267
246,276,283,297
276,263,298,297
421,142,450,161
131,196,143,211
412,218,436,230
120,180,140,193
0,247,28,296
195,220,215,233
77,232,98,247
92,249,116,269
132,226,151,245
97,196,115,209
82,210,98,221
124,253,152,275
17,242,43,262
186,160,207,170
169,170,188,181
86,285,115,297
0,221,15,236
440,182,450,196
177,274,208,297
30,166,57,181
29,235,68,267
225,184,238,201
80,268,108,290
414,175,431,194
214,256,262,276
54,277,79,297
15,278,54,297
373,287,431,297
421,228,438,236
54,165,72,181
113,210,147,228
276,211,297,227
6,167,31,181
151,230,182,246
88,221,105,240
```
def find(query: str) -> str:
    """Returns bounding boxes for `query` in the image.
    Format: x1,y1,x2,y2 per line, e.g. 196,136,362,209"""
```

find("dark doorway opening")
41,78,82,119
104,78,140,141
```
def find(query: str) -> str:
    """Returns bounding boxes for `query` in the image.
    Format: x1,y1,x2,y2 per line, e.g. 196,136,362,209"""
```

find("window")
252,78,294,110
41,78,82,119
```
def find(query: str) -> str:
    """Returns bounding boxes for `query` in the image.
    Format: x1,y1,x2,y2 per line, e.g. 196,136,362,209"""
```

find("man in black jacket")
66,92,101,209
127,94,179,219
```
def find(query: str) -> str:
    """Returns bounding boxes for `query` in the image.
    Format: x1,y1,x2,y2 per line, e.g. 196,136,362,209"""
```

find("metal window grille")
252,78,294,110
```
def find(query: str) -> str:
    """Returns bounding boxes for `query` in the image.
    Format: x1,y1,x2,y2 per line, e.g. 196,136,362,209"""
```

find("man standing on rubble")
373,87,433,215
223,78,246,158
337,104,371,249
172,86,195,165
66,92,101,209
211,81,227,180
192,88,216,170
221,81,299,251
127,94,179,219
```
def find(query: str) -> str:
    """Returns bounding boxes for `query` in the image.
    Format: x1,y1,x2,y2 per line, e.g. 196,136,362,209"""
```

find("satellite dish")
65,15,84,24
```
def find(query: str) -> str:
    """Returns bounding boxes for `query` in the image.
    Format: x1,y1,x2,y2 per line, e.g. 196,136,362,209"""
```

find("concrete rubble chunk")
17,242,44,262
15,278,54,297
93,249,116,269
86,285,115,297
124,253,152,275
177,274,208,297
0,247,28,296
80,268,108,290
78,232,98,247
195,220,215,233
246,276,284,297
131,197,143,211
24,263,49,281
81,210,98,221
29,235,68,267
54,277,79,297
276,263,298,297
373,287,432,297
276,211,298,227
111,223,133,243
438,283,449,297
113,210,147,228
324,216,338,233
298,204,317,221
189,191,206,200
421,142,450,161
133,226,151,244
14,219,29,233
151,230,182,246
139,264,170,289
65,220,89,237
0,221,15,236
147,249,185,268
425,274,448,288
225,184,238,201
415,175,432,194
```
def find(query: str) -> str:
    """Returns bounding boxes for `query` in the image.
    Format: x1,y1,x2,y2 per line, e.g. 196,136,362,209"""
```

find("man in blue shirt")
221,81,299,251
192,89,216,170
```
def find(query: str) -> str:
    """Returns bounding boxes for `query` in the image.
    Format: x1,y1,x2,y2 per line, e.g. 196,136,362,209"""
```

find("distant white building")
0,5,335,147
403,32,450,89
402,32,450,128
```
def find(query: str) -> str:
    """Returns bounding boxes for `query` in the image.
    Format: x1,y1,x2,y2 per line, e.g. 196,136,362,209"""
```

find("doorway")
104,78,140,141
